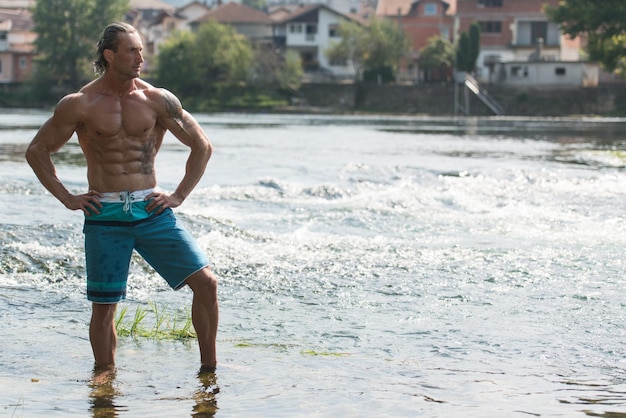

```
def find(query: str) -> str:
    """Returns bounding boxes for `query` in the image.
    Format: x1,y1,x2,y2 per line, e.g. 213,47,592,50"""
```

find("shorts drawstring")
121,191,134,213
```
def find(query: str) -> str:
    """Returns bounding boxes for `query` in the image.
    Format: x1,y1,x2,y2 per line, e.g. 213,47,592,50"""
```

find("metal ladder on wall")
456,73,504,116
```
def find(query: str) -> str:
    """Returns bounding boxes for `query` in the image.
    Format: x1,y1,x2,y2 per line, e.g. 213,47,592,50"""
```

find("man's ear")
103,49,114,63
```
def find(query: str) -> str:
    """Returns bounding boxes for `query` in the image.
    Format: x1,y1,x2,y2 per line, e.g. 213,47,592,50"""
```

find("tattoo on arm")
164,91,182,120
163,90,193,132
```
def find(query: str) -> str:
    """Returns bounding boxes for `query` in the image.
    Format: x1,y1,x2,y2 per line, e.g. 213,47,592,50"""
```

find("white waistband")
99,188,155,203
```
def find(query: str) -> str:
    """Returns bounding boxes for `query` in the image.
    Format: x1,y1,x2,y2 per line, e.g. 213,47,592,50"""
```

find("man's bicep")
31,116,77,153
152,88,209,147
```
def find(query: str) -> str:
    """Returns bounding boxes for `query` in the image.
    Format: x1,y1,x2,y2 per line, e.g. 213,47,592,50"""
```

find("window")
305,24,317,41
0,59,2,74
478,0,502,6
329,24,339,37
531,22,547,44
19,57,27,70
511,66,528,77
479,21,502,33
555,67,566,76
516,21,560,46
424,3,437,15
289,23,302,33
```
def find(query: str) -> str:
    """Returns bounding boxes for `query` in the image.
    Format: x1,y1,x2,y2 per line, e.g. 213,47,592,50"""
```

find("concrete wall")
297,82,626,116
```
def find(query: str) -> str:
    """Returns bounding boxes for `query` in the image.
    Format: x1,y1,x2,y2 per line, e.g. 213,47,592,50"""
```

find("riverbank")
3,81,626,117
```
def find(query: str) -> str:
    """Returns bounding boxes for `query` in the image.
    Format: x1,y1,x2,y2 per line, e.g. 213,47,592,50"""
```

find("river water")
2,109,626,417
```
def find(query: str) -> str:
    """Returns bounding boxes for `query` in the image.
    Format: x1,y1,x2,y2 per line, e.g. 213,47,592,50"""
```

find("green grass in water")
114,301,196,340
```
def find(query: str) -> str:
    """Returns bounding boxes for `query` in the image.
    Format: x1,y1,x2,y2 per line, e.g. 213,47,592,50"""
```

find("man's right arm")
25,95,102,215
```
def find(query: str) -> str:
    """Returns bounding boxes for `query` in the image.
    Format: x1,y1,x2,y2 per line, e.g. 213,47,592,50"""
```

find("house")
191,2,275,45
169,1,213,32
266,0,364,16
0,8,36,84
140,1,211,62
376,0,455,82
273,4,359,80
0,1,34,7
455,0,584,83
127,0,177,73
127,0,176,27
376,0,455,49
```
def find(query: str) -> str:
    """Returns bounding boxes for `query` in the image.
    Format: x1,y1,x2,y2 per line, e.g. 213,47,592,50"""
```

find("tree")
468,23,481,72
276,50,303,91
419,35,454,81
456,23,480,73
456,31,470,72
546,0,626,74
325,17,410,82
31,0,129,92
156,21,253,97
325,20,368,80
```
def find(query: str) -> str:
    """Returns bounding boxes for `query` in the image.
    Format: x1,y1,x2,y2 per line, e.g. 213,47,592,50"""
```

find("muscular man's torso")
75,80,165,193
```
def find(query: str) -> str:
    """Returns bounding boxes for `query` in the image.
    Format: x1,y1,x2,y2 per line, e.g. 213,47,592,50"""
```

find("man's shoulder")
54,90,89,116
138,80,170,101
138,82,182,114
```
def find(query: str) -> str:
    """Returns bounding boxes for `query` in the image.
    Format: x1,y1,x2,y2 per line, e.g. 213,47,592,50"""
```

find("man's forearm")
26,147,73,206
173,142,212,201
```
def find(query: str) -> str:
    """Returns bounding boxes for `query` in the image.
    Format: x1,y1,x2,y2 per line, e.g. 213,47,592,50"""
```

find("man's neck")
100,72,138,97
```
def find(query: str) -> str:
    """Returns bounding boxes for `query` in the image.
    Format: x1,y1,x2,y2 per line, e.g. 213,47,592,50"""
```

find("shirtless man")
25,22,218,374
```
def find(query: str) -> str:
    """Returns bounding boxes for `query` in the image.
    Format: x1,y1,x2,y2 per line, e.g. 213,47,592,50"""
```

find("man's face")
108,31,144,79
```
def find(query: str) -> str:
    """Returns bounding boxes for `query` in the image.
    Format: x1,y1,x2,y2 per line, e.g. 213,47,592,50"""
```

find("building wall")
233,23,273,39
455,0,583,82
496,61,599,87
0,53,13,82
297,82,624,116
316,8,351,74
456,0,560,44
394,1,454,51
285,8,354,77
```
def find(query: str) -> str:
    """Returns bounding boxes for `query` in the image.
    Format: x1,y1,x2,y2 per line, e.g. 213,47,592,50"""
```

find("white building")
495,61,599,87
273,4,359,80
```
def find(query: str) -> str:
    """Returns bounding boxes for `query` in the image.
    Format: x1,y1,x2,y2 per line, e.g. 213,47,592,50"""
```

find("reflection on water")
192,369,220,417
87,367,220,417
89,368,124,417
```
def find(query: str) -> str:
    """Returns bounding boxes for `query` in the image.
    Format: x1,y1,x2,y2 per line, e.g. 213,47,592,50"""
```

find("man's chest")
81,96,158,138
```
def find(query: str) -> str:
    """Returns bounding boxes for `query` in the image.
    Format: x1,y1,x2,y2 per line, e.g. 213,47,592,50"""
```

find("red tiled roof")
0,8,33,31
376,0,454,17
195,2,274,24
274,4,359,24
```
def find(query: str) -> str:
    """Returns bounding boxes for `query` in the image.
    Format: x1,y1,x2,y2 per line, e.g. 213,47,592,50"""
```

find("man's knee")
91,303,117,324
187,267,218,295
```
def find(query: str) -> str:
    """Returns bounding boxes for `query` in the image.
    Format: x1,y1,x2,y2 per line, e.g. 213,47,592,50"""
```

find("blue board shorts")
82,189,210,304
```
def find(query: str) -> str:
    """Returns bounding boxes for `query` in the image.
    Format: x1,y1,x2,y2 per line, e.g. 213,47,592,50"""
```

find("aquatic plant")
114,302,196,340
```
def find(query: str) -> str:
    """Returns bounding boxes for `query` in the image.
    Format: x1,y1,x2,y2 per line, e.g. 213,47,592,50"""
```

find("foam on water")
3,112,626,416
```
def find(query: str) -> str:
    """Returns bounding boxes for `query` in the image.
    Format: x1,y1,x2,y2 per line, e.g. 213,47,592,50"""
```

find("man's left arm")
146,89,213,213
